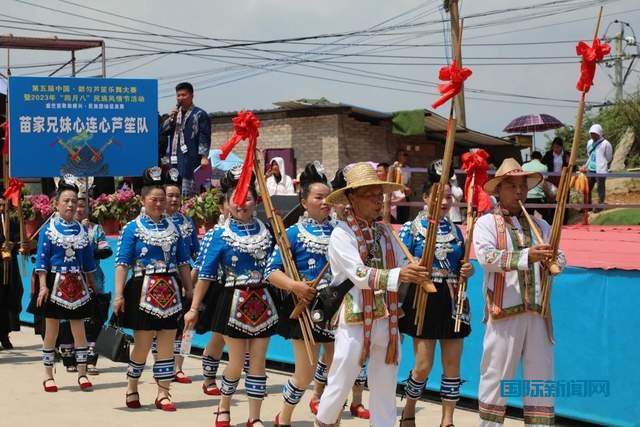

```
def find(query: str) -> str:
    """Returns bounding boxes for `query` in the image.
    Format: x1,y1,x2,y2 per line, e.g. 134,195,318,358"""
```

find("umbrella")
503,114,564,151
503,114,564,133
209,148,243,171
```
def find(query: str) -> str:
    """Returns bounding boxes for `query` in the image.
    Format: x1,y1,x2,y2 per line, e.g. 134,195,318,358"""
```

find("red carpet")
392,224,640,271
544,225,640,271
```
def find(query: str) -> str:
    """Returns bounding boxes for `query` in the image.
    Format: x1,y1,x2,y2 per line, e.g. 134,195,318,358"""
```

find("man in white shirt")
474,158,566,426
315,162,426,427
580,124,613,210
265,157,296,196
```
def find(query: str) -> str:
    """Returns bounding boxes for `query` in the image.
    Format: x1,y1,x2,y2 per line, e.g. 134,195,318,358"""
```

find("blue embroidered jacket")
115,214,190,277
399,212,465,277
168,212,200,260
86,222,112,293
35,214,96,274
161,105,211,180
198,218,273,288
265,217,333,288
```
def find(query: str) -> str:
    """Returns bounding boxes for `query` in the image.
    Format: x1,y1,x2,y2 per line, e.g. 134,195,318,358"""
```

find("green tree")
551,88,640,168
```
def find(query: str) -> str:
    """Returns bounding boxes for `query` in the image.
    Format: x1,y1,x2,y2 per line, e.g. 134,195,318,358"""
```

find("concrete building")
210,98,520,193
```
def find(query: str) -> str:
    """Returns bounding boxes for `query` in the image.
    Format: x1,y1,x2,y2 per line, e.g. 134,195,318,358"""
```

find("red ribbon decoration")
460,149,491,213
431,60,472,109
576,37,610,93
219,111,261,206
0,121,8,156
3,178,24,208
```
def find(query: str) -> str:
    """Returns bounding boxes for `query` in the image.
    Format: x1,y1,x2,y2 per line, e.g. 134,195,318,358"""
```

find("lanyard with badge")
170,106,193,164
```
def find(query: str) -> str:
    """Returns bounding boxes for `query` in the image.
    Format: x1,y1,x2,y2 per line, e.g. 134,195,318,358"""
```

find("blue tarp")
18,237,640,426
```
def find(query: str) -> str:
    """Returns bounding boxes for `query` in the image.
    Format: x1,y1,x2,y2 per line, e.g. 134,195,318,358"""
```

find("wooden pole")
449,1,466,128
540,6,604,317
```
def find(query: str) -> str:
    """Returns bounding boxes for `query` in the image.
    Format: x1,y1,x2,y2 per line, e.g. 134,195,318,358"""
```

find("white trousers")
316,318,400,427
478,313,554,427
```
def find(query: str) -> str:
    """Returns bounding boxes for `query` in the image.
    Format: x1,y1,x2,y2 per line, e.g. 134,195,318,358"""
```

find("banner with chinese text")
8,76,158,177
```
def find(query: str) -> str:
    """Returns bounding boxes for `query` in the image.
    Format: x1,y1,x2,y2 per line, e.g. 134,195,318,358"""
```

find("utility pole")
602,20,638,102
447,0,466,127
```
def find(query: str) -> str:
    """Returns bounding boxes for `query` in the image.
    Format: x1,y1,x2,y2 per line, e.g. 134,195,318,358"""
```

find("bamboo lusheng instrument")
382,162,401,223
518,201,561,275
540,7,606,317
289,262,330,320
252,156,317,365
453,173,475,333
413,19,471,335
380,163,436,294
414,111,458,335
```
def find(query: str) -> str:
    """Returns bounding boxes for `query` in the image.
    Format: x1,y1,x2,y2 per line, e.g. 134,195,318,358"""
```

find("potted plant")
91,188,140,234
181,188,221,231
19,194,54,238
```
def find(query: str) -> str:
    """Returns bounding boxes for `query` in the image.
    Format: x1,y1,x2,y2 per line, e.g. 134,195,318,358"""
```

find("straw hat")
326,162,404,205
483,158,543,195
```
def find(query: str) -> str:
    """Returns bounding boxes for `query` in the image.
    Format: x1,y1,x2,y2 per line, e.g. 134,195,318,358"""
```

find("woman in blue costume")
163,167,199,384
56,192,113,375
32,176,97,393
113,167,192,411
397,161,474,427
185,168,276,427
265,163,334,427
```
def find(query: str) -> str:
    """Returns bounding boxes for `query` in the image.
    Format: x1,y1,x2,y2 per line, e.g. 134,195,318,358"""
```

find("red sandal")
174,370,193,384
202,381,222,396
349,403,370,419
246,419,264,427
42,378,58,393
274,413,291,427
77,375,93,391
309,398,320,415
214,410,231,427
155,396,177,411
125,391,141,409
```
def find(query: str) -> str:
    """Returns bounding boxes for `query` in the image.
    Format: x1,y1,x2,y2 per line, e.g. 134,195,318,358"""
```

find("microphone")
172,102,180,119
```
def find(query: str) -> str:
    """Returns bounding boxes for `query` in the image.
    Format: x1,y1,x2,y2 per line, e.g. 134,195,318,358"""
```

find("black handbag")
95,315,132,363
310,279,353,324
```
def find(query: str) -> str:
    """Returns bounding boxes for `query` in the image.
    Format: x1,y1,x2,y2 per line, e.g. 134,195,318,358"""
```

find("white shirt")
586,138,613,174
328,221,408,325
473,212,566,317
552,152,564,173
265,175,296,196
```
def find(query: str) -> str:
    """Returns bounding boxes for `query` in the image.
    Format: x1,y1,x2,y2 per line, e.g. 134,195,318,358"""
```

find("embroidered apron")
50,272,91,310
139,274,182,318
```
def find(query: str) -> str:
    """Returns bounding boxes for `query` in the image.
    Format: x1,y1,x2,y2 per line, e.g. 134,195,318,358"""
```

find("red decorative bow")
0,121,8,156
431,60,472,109
3,178,24,208
219,111,261,206
576,38,610,93
461,149,491,213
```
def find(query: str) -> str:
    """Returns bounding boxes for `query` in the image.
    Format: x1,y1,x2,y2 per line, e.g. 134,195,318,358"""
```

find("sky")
2,0,640,141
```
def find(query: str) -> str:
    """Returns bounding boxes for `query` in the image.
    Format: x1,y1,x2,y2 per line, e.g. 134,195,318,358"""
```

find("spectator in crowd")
580,124,613,210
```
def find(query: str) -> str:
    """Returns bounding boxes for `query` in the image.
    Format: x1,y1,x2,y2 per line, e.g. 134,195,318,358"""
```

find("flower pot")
101,218,121,235
25,219,43,240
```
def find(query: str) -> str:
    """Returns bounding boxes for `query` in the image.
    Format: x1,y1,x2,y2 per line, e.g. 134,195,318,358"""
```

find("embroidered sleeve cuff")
115,261,131,268
367,268,392,291
34,268,47,273
84,268,97,274
386,268,401,292
198,273,216,281
518,249,530,270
